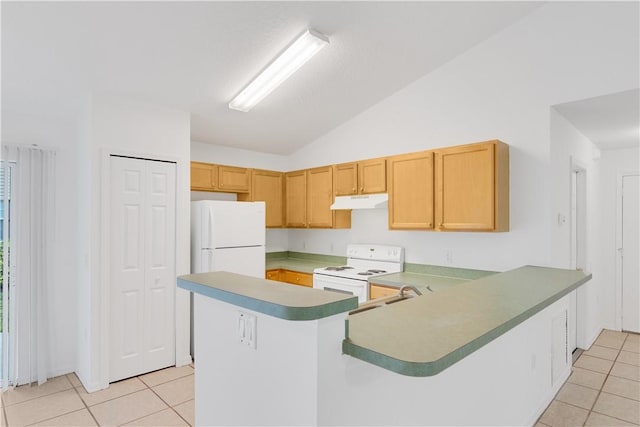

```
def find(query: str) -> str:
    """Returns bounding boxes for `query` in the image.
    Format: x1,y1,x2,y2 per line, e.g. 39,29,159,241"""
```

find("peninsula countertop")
178,271,358,320
344,265,591,377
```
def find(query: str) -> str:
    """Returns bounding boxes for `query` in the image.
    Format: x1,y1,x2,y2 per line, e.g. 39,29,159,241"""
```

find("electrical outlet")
238,311,257,349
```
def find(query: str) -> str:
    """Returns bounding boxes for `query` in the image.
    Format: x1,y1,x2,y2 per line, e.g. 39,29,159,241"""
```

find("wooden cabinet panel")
358,158,386,194
240,169,284,228
281,270,313,287
388,151,434,230
334,163,358,196
369,284,398,300
266,269,282,281
218,165,250,192
307,166,334,228
190,162,216,191
435,140,509,231
285,170,307,228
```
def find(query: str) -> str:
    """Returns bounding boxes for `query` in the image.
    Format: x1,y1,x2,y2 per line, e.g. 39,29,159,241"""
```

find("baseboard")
584,325,603,350
176,354,193,367
525,365,572,426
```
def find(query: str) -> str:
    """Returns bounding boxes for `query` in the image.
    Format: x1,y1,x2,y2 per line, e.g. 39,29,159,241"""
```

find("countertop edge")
342,270,592,376
178,277,358,321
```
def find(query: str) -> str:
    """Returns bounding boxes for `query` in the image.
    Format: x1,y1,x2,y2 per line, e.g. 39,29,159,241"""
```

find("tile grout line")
1,380,75,408
18,387,86,427
581,333,626,426
144,377,193,427
72,383,101,427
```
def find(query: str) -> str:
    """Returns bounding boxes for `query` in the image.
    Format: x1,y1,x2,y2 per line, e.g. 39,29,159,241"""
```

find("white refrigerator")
191,200,266,277
190,200,266,357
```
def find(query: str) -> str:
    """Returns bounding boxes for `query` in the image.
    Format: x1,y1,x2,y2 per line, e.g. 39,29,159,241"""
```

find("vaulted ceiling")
2,1,544,154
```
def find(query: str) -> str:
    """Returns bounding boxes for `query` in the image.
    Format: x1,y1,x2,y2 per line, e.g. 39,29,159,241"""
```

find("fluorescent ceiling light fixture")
229,29,329,112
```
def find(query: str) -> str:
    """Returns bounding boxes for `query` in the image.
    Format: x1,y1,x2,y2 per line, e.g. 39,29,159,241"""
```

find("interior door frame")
98,148,190,391
569,157,586,353
615,170,639,331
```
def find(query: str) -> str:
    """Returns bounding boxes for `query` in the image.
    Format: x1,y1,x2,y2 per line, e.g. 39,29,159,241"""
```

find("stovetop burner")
367,269,387,274
357,271,374,276
324,266,354,271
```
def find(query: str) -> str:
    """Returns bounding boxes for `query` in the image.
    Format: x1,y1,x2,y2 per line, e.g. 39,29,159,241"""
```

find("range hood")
330,193,389,210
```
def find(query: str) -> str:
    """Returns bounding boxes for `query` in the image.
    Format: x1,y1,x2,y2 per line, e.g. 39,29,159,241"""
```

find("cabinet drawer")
281,270,313,287
265,269,282,281
369,284,398,300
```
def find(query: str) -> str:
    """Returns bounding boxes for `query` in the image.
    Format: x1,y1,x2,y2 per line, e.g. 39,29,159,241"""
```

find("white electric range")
312,244,404,303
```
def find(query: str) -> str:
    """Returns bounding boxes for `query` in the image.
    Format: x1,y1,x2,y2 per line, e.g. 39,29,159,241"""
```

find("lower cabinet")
266,269,282,281
369,284,399,300
266,269,313,287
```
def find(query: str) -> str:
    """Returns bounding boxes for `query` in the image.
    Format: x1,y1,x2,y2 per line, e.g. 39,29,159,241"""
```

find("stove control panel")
346,244,404,263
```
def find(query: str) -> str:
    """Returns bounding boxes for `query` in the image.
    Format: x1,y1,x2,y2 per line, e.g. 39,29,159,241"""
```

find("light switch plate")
238,311,257,349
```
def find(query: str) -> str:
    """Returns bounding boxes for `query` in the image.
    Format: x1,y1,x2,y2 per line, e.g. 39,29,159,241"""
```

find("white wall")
1,111,79,378
191,141,288,171
282,2,638,272
598,147,639,331
76,95,191,391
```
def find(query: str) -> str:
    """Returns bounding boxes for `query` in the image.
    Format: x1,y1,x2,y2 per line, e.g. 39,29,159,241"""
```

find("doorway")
619,174,639,333
569,163,587,355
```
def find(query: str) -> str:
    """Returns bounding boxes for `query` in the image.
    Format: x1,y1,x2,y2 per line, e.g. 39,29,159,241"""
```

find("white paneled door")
621,175,639,333
110,156,176,382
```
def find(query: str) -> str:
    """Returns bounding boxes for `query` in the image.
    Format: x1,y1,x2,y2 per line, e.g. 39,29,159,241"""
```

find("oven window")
323,287,353,296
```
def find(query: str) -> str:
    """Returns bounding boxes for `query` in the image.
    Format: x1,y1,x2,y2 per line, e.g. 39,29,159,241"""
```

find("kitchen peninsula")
179,266,591,426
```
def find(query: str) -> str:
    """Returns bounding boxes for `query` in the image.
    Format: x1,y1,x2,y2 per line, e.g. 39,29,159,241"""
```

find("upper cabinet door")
388,151,434,230
218,165,250,193
333,163,358,196
190,162,216,191
435,140,509,231
285,170,307,228
250,169,284,228
358,158,386,194
307,166,334,228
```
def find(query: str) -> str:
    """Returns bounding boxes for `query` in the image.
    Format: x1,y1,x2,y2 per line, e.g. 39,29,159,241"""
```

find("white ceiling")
2,1,543,155
554,89,640,151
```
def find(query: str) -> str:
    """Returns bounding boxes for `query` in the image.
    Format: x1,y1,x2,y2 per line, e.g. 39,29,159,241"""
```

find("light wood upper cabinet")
358,158,387,194
435,140,509,231
217,165,250,192
388,151,434,230
285,167,351,229
238,169,284,228
190,162,217,191
334,163,358,196
307,166,335,228
190,162,249,193
285,170,307,228
334,158,387,196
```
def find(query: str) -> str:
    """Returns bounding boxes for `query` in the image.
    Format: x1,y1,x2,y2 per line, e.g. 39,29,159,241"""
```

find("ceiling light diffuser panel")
229,29,329,112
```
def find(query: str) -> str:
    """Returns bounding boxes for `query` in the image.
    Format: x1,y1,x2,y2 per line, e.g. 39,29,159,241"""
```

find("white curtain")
2,145,56,386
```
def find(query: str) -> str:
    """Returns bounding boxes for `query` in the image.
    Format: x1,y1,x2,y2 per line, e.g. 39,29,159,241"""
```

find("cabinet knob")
352,187,356,193
360,187,364,192
439,223,443,227
220,183,224,187
428,223,432,227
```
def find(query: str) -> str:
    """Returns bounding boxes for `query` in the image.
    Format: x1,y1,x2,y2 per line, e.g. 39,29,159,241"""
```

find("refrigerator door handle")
202,208,213,249
202,249,214,272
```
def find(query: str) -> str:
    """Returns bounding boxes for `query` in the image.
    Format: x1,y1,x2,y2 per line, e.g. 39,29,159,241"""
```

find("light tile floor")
0,330,637,426
1,365,194,426
538,330,640,427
